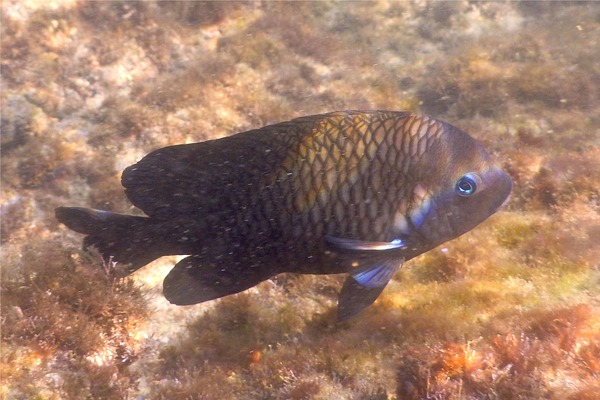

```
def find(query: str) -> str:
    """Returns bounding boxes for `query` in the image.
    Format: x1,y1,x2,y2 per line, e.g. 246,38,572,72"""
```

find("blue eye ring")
456,174,477,196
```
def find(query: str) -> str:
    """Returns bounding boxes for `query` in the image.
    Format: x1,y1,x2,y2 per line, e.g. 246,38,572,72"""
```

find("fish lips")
486,168,513,213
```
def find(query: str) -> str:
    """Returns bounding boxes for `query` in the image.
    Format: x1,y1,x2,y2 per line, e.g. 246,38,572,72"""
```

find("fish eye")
455,174,477,196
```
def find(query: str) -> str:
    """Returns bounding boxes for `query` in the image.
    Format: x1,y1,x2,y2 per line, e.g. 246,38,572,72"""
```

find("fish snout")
487,167,513,214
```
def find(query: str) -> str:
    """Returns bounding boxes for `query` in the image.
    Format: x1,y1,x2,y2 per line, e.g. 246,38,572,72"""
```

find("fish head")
395,123,512,250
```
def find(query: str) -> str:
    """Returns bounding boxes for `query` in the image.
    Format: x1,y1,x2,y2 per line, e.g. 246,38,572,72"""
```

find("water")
1,1,599,399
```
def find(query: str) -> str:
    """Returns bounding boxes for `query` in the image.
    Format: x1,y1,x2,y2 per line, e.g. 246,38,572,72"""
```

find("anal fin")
163,255,272,305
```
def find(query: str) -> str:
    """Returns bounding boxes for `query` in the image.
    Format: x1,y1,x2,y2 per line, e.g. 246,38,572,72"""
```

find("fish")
55,110,512,321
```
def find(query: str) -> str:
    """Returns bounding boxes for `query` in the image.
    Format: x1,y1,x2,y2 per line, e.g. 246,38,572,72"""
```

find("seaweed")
1,242,148,398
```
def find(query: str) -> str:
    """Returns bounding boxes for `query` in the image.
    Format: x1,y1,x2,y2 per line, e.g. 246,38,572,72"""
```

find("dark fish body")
56,111,512,320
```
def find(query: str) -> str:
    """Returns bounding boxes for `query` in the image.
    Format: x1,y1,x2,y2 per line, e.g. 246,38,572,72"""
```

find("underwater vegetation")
1,243,148,398
1,1,599,399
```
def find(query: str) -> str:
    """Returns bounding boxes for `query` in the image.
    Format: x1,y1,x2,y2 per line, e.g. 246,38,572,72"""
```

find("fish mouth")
497,193,511,211
473,168,513,227
490,169,513,213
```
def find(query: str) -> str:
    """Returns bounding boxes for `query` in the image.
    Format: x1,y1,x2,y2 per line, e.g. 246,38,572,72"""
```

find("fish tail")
55,207,167,273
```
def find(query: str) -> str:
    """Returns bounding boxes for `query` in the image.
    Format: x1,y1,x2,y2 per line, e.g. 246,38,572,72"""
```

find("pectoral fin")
325,235,405,251
337,256,404,321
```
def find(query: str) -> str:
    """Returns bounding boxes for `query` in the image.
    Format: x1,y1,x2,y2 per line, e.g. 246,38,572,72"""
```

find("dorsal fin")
121,123,303,220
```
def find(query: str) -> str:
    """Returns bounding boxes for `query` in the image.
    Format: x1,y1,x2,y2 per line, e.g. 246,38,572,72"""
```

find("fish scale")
56,110,511,321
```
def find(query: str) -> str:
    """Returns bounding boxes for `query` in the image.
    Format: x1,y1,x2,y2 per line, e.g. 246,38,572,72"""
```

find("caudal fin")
55,207,165,273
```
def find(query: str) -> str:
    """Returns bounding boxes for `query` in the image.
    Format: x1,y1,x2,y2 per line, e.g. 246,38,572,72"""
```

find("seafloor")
1,1,599,399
